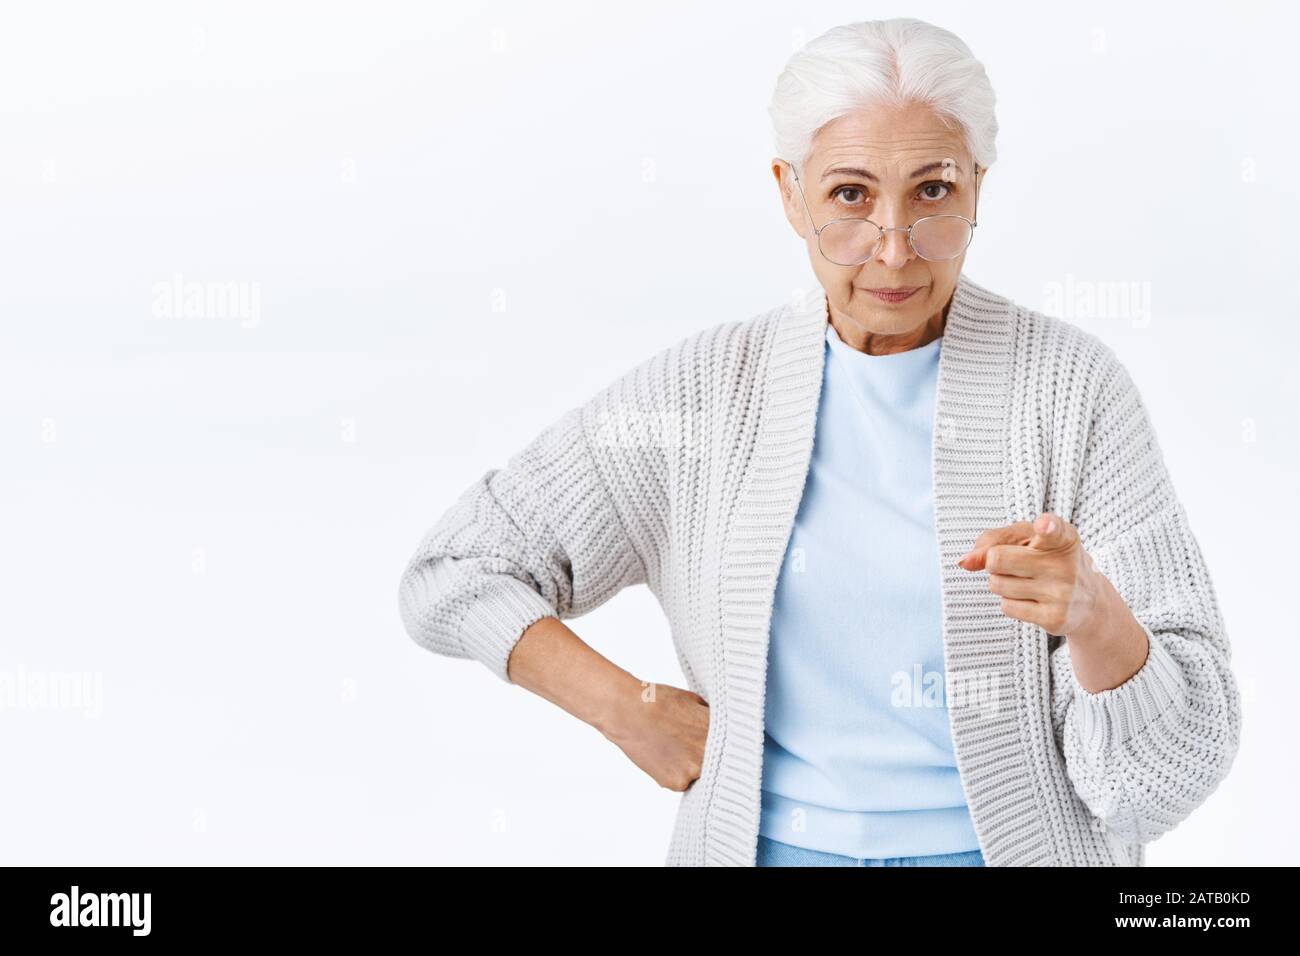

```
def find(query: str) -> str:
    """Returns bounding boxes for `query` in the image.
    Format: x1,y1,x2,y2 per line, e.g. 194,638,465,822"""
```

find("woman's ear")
772,159,806,239
770,158,786,188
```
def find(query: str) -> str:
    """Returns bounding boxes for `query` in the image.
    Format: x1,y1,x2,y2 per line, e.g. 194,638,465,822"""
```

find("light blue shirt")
758,321,981,858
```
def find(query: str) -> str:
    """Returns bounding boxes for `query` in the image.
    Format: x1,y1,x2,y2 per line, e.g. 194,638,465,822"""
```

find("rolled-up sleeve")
1052,348,1242,844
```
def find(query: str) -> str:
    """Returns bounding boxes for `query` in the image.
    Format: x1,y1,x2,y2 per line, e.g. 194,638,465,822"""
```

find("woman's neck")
827,298,947,356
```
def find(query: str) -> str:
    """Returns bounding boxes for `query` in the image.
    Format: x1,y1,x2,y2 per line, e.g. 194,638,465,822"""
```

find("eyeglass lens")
818,216,972,265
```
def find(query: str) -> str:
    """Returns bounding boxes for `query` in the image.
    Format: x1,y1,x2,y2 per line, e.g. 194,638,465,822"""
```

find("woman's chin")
858,305,926,332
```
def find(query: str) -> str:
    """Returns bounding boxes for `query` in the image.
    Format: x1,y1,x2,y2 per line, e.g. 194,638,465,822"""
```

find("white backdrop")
1,0,1294,865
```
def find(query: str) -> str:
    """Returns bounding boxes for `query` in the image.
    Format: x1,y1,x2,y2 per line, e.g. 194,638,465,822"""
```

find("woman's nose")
875,225,914,268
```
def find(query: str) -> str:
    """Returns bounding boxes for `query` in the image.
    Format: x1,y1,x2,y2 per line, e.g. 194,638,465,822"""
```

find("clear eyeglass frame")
784,158,982,265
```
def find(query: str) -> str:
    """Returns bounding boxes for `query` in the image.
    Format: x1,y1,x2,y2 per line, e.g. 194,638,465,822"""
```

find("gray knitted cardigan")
397,271,1242,866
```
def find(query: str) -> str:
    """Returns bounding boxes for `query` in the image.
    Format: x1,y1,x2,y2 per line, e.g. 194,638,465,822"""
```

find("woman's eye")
918,181,951,201
832,186,867,205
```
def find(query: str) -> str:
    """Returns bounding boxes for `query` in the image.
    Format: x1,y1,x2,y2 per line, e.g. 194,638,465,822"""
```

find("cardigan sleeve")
1050,348,1242,844
396,392,659,685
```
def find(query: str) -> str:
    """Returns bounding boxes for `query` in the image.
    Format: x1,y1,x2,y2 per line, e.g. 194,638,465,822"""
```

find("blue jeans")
757,834,986,867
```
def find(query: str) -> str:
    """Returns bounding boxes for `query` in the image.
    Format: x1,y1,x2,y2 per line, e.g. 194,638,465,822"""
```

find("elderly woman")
397,17,1241,867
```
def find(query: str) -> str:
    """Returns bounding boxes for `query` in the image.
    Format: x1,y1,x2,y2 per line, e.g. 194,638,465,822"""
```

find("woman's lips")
864,286,922,304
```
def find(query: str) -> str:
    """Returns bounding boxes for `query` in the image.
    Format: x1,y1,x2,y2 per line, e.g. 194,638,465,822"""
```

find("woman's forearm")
506,615,644,738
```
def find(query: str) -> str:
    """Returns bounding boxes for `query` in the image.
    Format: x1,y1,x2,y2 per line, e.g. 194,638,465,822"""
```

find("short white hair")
768,18,998,180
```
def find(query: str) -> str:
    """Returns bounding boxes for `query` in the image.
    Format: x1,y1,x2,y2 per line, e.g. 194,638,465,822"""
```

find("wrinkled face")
773,100,985,346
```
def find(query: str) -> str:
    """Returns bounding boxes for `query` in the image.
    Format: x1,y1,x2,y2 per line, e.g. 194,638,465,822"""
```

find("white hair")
768,18,998,180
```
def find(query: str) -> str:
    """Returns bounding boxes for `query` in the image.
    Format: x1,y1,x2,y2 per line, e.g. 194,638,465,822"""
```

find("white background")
1,0,1294,865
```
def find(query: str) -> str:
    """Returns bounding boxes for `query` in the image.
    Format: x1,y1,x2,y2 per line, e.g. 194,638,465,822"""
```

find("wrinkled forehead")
807,107,972,181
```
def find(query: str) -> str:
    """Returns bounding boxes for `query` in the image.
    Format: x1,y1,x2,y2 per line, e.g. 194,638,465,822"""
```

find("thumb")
1027,511,1071,552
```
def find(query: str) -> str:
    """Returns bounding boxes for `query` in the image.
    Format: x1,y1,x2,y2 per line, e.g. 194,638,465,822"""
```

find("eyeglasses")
784,159,980,265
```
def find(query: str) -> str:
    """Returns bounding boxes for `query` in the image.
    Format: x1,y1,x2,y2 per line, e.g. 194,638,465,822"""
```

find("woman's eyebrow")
821,161,961,181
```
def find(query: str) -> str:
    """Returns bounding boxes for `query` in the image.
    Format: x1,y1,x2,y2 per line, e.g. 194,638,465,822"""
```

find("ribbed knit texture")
397,271,1242,866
